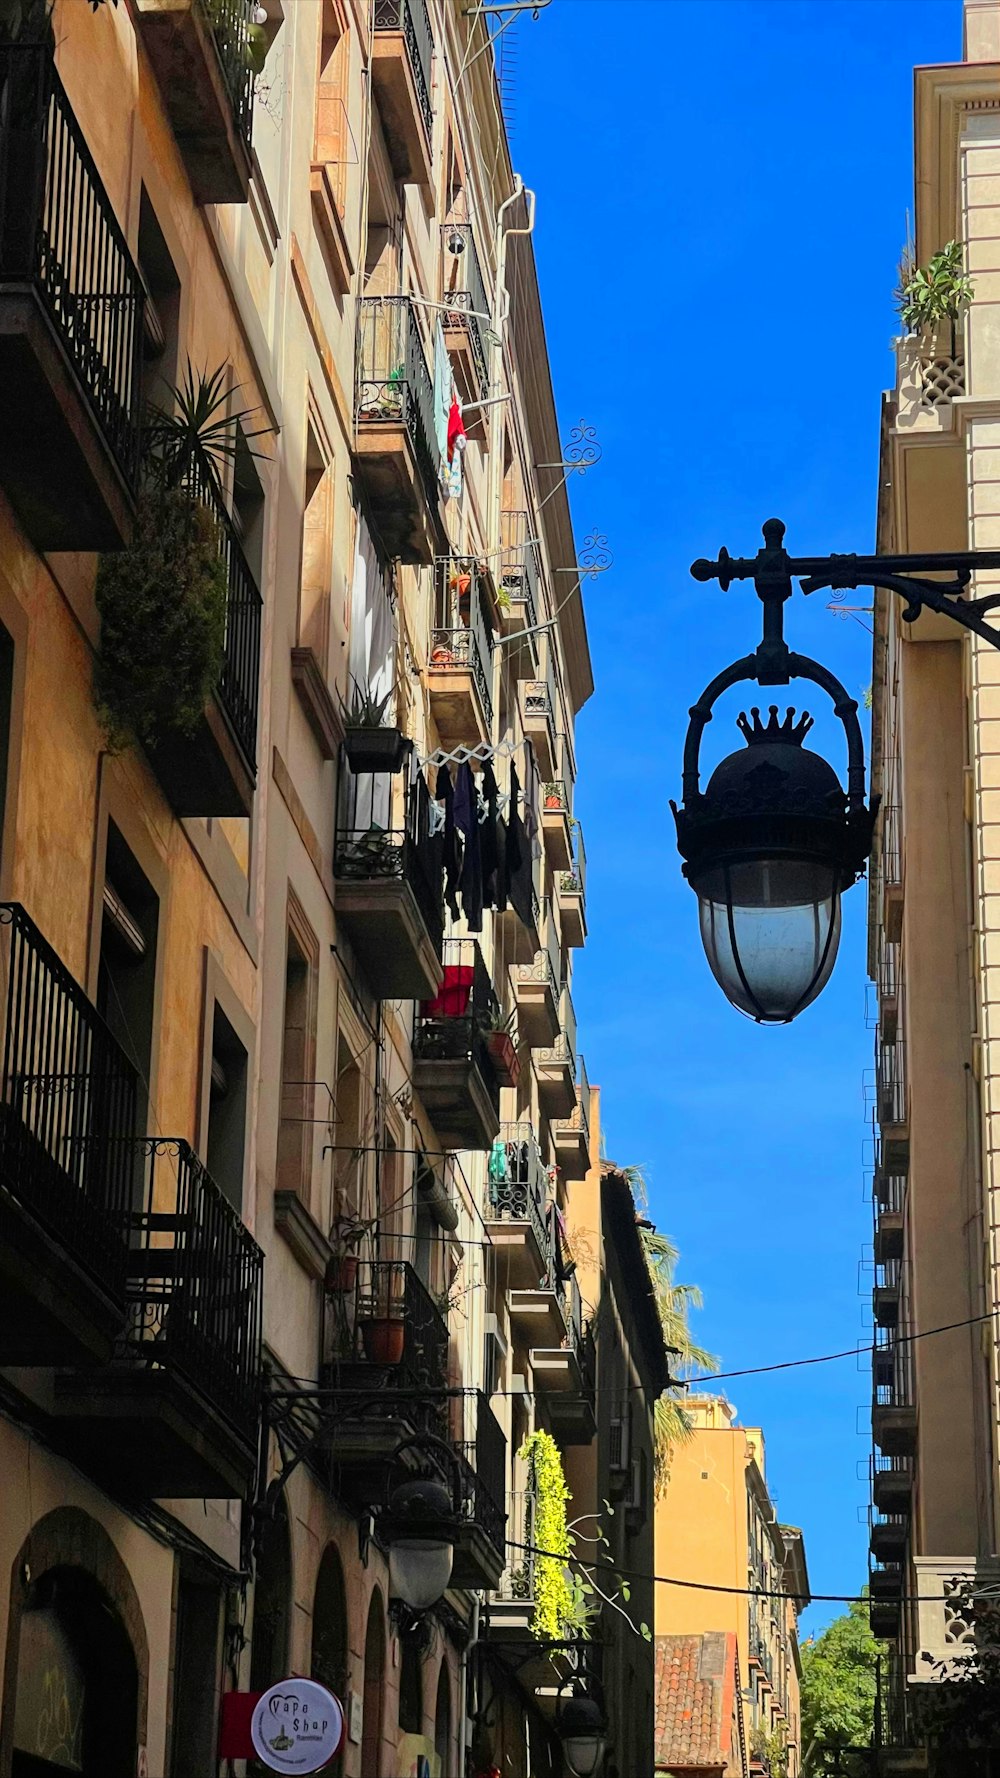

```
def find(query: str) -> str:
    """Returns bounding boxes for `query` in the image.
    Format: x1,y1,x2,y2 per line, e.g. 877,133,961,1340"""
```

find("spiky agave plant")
627,1176,718,1494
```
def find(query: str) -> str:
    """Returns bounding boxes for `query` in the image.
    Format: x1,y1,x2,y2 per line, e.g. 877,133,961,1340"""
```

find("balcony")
510,922,560,1047
500,510,541,667
871,1511,908,1564
509,1256,567,1351
493,1486,537,1634
355,296,442,562
519,673,557,780
873,1369,917,1459
878,1037,909,1174
372,0,433,191
135,0,254,203
551,1056,591,1178
541,781,573,874
452,1389,507,1589
874,1258,900,1329
334,771,444,1000
55,1138,263,1498
533,987,577,1120
0,46,143,550
556,823,587,948
882,804,903,943
873,1455,913,1516
147,470,262,816
870,1599,902,1641
485,1123,551,1291
320,1259,449,1490
441,223,490,401
911,1557,1000,1681
0,903,136,1368
412,940,502,1150
878,933,900,1041
870,1564,903,1603
895,330,965,438
428,559,495,744
532,1275,596,1445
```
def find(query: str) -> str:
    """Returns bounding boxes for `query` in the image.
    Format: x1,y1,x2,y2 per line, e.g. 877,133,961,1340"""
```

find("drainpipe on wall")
487,176,536,567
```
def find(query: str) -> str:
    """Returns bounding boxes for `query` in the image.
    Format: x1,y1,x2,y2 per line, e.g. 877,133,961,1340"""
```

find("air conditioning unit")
609,1414,630,1474
626,1457,644,1513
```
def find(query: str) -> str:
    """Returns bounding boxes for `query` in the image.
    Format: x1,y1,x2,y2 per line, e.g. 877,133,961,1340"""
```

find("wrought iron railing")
0,902,138,1304
497,1486,535,1600
188,464,262,770
875,1658,917,1751
338,1257,449,1392
413,939,501,1116
0,46,144,489
542,779,570,817
374,0,433,142
877,1038,908,1128
456,1388,506,1555
488,1121,550,1257
882,803,902,892
876,1170,906,1215
534,985,577,1076
335,772,445,953
500,510,540,631
441,223,490,395
552,1054,591,1153
431,557,495,729
356,295,439,496
511,945,556,995
561,1271,584,1360
122,1137,262,1439
878,933,899,1004
522,677,553,723
559,821,587,901
196,0,255,150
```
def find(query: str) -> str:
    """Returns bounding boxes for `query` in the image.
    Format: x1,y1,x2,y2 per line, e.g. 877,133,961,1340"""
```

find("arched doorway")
311,1545,348,1774
398,1636,422,1737
434,1661,452,1775
359,1591,385,1778
11,1567,138,1778
250,1499,292,1693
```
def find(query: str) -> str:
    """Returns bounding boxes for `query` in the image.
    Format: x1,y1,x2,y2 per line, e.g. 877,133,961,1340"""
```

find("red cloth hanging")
447,398,467,463
422,963,474,1018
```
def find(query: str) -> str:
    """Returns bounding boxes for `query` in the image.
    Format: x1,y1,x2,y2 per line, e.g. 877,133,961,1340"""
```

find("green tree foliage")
627,1172,718,1492
800,1596,881,1772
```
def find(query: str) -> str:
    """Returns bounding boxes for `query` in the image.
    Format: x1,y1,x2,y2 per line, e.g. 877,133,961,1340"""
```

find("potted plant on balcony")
358,1270,406,1365
896,239,974,358
479,1006,520,1087
94,364,268,753
340,677,408,774
324,1214,369,1294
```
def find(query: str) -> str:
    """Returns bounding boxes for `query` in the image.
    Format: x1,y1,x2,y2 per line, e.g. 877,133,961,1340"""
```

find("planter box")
343,726,409,774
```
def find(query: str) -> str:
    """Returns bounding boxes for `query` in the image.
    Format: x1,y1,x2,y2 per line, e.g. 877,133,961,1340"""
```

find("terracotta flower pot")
544,792,563,811
485,1029,520,1087
324,1253,358,1293
360,1316,405,1365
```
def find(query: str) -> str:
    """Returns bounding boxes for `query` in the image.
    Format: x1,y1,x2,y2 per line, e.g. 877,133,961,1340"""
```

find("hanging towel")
480,761,500,906
433,320,450,475
488,1138,507,1184
454,761,483,932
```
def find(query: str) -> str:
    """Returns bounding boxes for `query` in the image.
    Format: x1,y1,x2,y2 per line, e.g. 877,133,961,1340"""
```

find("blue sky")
510,0,962,1630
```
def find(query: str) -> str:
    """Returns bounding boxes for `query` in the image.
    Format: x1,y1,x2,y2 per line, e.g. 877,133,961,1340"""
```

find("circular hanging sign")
250,1679,345,1774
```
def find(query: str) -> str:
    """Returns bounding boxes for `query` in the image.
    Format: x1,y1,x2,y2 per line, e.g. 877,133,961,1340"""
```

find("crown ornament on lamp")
736,706,814,747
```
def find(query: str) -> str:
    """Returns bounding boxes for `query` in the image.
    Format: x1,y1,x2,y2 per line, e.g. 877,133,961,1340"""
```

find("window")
97,823,158,1136
206,1004,248,1211
311,1547,347,1777
137,191,180,402
315,0,350,218
169,1578,221,1778
0,619,15,879
298,419,334,670
333,1033,365,1221
277,908,318,1205
397,1638,421,1736
250,1500,291,1694
360,1593,385,1778
433,1664,451,1773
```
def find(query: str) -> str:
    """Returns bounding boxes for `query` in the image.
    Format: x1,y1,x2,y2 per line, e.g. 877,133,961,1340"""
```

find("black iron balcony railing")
489,1122,550,1257
552,1053,591,1151
374,0,433,142
187,463,262,770
413,938,501,1112
497,1486,535,1600
335,772,445,952
456,1388,506,1554
882,802,902,892
500,510,540,632
0,45,144,489
357,294,439,499
198,0,256,152
432,557,495,728
0,902,138,1301
123,1137,263,1439
561,1272,585,1360
877,1037,907,1128
336,1257,449,1392
534,985,577,1076
441,223,490,394
559,820,587,900
875,1661,917,1751
878,933,899,1004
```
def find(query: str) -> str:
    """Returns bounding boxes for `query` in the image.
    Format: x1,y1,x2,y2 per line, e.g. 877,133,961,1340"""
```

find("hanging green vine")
519,1429,587,1641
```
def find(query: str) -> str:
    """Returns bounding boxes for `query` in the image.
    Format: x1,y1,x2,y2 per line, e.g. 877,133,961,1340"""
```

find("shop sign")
250,1678,345,1774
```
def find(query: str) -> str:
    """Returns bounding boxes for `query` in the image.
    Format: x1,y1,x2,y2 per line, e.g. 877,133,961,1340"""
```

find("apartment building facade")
864,0,1000,1767
653,1399,810,1778
0,2,665,1776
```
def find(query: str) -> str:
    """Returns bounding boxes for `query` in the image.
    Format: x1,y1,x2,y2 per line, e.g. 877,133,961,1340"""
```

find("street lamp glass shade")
696,857,842,1023
388,1537,454,1611
562,1733,606,1778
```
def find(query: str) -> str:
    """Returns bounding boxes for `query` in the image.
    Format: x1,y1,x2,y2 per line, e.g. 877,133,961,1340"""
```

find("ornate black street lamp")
556,1690,608,1777
673,519,1000,1022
